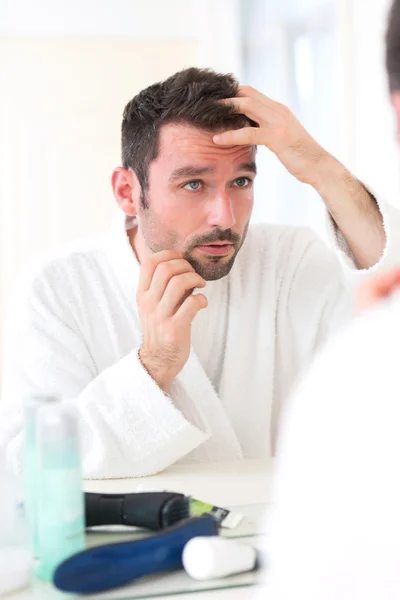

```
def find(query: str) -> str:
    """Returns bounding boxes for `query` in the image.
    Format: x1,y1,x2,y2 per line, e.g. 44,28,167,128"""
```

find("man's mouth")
195,242,234,256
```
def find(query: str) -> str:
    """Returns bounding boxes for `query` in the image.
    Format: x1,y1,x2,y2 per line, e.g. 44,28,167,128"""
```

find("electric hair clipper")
85,491,190,531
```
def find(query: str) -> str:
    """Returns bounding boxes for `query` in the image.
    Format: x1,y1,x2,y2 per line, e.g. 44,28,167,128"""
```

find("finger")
237,85,283,111
173,293,208,325
356,268,400,312
213,127,263,146
158,272,206,317
375,269,400,293
146,259,196,304
138,251,183,293
237,85,262,98
362,269,400,298
219,97,262,123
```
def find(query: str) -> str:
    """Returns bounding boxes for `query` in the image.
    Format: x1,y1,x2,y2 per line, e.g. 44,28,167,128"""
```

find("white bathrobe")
258,292,400,600
1,200,399,479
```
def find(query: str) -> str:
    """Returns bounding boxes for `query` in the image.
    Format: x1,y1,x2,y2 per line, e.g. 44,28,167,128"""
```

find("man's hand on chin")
137,250,208,394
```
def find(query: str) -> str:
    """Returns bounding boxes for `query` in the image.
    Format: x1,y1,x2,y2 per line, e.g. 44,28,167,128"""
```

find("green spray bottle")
24,398,85,581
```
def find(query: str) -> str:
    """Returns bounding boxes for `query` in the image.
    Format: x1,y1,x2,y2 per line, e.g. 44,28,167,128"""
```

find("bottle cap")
182,536,257,580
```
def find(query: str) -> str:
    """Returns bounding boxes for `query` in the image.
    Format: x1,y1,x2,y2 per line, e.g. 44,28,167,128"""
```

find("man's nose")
207,190,236,230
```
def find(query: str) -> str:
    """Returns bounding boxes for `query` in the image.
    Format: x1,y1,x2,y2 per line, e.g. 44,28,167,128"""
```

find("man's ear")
391,92,400,145
111,167,141,217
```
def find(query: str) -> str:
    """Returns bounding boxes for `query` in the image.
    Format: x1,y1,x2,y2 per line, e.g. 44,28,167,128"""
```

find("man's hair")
386,0,400,92
121,67,256,207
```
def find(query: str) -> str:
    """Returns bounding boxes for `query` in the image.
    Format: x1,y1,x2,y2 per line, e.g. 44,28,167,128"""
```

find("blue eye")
233,177,250,188
184,180,202,191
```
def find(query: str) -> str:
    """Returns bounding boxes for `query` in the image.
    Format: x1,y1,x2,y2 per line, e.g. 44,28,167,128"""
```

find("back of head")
386,0,400,92
121,67,255,198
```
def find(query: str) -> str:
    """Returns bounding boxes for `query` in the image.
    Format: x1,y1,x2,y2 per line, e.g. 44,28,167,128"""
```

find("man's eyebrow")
169,161,257,183
237,161,257,175
169,166,214,182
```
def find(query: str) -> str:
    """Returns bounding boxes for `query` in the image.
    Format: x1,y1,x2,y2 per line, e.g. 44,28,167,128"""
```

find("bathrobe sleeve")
0,272,208,480
327,195,400,279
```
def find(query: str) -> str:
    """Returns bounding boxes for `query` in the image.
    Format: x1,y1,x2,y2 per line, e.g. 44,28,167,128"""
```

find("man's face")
135,123,256,281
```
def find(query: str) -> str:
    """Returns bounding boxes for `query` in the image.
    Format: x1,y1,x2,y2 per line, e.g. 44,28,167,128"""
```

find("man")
0,68,399,479
258,1,400,597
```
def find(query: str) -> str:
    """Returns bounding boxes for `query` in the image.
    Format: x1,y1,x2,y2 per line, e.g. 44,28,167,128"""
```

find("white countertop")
9,459,270,600
84,459,271,507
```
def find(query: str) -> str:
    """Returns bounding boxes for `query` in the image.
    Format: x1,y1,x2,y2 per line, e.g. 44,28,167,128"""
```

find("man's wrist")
308,154,374,221
138,348,173,394
307,152,348,197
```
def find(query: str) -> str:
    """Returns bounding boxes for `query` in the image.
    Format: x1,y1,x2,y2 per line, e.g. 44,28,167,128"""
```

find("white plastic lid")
182,536,257,580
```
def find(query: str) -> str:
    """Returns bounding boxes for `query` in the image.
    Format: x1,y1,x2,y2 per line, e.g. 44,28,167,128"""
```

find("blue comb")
53,516,218,594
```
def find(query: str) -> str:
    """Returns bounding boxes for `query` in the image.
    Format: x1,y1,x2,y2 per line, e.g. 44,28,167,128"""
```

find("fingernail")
213,134,221,143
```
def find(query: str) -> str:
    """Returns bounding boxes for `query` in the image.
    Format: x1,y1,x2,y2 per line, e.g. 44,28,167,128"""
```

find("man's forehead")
157,123,255,162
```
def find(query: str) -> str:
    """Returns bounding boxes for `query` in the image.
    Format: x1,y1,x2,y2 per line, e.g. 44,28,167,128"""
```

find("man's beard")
183,227,247,281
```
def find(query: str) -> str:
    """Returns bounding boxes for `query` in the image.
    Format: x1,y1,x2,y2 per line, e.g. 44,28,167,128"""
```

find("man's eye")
183,180,202,191
233,177,251,188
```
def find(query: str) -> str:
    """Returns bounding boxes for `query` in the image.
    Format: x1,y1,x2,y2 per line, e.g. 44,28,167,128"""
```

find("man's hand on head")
213,85,330,187
137,250,208,394
213,85,386,270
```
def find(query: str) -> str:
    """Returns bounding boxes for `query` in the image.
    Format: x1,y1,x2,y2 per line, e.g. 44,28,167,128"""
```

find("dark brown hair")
121,67,256,207
386,0,400,92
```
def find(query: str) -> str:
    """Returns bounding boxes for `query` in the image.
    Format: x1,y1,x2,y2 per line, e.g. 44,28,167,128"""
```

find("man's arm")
213,85,387,269
312,155,385,269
